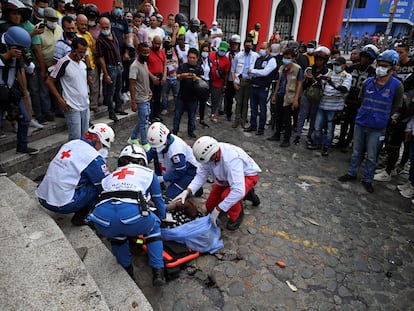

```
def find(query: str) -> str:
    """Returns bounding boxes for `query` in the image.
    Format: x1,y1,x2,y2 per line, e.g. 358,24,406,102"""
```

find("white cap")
212,20,218,26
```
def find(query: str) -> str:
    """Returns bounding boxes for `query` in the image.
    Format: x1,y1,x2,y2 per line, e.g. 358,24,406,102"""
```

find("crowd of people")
0,0,413,287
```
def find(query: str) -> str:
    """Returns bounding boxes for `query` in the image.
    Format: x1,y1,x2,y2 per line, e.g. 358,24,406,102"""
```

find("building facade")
82,0,347,48
342,0,414,40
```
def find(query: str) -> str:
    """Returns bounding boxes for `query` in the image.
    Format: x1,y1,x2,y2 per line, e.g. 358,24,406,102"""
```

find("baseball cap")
270,43,280,56
218,41,229,52
64,3,75,11
44,7,58,19
212,20,218,26
334,57,346,65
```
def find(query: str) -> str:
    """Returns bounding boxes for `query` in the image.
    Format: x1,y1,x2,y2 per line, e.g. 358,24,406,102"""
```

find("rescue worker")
147,122,200,199
174,136,261,231
338,50,403,193
87,144,167,286
36,123,114,225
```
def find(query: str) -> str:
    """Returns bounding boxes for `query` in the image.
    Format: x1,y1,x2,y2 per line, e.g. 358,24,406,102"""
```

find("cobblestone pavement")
106,111,414,311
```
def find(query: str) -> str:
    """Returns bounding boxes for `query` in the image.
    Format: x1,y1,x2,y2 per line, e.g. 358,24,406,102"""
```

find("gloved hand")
157,175,164,184
173,189,188,204
210,207,220,227
163,212,177,223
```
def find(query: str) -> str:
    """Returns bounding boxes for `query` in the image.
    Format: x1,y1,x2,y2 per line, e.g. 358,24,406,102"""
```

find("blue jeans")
162,78,179,111
173,97,197,134
165,166,197,199
64,108,90,141
88,201,163,269
313,108,336,147
249,86,268,132
104,65,122,113
130,101,150,145
296,91,319,139
348,124,384,183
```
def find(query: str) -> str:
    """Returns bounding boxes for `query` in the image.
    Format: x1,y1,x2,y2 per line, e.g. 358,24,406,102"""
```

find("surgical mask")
307,48,314,54
37,7,45,17
126,18,132,24
282,58,291,65
65,32,76,39
201,51,209,59
333,65,343,73
218,50,226,57
329,58,335,64
88,20,96,27
98,147,109,159
212,25,217,31
114,8,123,17
376,66,389,77
101,29,111,36
259,49,266,57
46,21,57,30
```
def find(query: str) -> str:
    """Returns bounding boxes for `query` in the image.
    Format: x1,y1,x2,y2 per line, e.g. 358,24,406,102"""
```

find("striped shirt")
96,33,121,66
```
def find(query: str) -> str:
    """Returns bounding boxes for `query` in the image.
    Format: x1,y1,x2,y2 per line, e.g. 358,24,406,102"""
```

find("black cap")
334,57,346,65
65,3,76,11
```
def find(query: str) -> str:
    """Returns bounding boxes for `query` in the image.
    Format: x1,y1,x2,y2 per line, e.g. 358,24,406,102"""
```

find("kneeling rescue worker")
88,144,167,286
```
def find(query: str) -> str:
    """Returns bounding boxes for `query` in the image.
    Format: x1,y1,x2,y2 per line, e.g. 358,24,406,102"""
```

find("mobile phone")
37,23,46,29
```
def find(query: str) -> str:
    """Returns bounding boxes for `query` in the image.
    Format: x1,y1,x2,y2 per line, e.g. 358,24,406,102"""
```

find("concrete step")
10,173,153,311
0,175,110,311
0,107,136,179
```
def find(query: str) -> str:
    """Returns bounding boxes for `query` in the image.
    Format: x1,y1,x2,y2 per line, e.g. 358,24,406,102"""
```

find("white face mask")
88,20,96,27
98,147,109,159
46,21,57,30
307,48,314,54
376,66,389,77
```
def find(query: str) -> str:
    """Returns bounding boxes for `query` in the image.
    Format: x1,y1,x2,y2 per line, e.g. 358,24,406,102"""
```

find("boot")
71,206,92,226
152,267,166,287
125,264,134,278
244,188,260,206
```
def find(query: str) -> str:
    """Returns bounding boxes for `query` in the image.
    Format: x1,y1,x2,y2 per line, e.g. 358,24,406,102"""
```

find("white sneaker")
30,119,44,129
374,170,392,182
127,137,140,145
399,185,414,198
374,167,386,174
121,92,130,103
397,182,412,192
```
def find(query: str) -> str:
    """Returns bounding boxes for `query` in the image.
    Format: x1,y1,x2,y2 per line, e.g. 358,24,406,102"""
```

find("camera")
19,48,33,64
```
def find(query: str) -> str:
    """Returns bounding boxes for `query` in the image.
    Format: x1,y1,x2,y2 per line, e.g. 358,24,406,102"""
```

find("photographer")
0,26,38,155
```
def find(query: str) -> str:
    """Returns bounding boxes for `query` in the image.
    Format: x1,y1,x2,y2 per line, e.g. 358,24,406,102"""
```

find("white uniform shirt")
188,143,261,212
185,30,199,50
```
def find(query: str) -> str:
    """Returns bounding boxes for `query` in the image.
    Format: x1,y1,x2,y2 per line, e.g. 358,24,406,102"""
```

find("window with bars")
273,0,294,40
216,0,241,41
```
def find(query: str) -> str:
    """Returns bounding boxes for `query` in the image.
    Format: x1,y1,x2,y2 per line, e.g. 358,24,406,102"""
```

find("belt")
107,62,121,67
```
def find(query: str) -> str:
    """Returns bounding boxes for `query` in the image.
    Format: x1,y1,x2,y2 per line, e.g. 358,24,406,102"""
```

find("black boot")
152,267,166,287
244,188,260,206
71,206,92,226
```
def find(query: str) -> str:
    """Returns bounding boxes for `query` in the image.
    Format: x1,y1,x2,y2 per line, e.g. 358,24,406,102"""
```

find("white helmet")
119,144,148,166
88,123,115,148
147,122,170,152
192,136,219,163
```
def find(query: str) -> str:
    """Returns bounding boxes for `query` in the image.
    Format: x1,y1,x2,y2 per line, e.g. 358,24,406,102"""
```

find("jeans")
173,97,197,134
130,101,150,145
162,78,179,111
313,108,336,147
274,95,293,142
348,124,384,183
88,201,163,269
104,64,122,113
296,91,319,139
249,86,268,132
165,166,197,199
64,108,90,141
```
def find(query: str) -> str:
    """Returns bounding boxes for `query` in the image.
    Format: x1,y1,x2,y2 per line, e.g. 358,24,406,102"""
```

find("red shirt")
147,48,166,74
209,51,231,88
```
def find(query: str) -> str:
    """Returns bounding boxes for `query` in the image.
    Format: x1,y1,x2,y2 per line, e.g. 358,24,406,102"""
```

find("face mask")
126,18,132,24
88,20,96,27
114,8,123,17
101,29,111,36
98,147,109,159
329,58,335,64
218,50,226,57
139,55,149,62
376,66,389,77
37,7,45,17
46,21,57,30
66,32,76,39
212,25,217,31
259,49,266,57
282,58,291,65
333,65,343,73
201,51,209,58
307,48,314,54
68,14,76,20
244,47,251,54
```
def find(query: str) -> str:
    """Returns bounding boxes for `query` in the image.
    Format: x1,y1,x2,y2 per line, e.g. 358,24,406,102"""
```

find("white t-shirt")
185,30,199,50
210,28,223,49
146,27,165,43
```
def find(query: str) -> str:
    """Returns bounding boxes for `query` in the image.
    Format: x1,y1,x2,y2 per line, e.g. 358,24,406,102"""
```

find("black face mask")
66,32,76,39
139,55,149,62
244,46,251,54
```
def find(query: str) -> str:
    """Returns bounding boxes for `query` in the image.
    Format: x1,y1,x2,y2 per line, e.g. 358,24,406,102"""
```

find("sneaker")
30,119,44,129
226,209,244,231
0,132,6,139
361,181,374,193
161,109,168,115
373,170,392,182
338,174,357,182
152,268,166,287
121,92,130,103
206,101,211,107
210,114,218,123
244,188,260,206
293,136,300,145
321,146,329,156
399,185,414,198
397,182,411,192
307,144,321,150
199,121,209,128
115,110,128,115
109,112,118,122
17,147,39,155
127,137,140,145
141,143,151,151
231,120,239,128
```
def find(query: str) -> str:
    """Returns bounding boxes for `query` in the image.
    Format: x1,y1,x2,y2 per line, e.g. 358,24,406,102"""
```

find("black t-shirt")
303,65,329,90
396,57,414,92
177,63,204,101
346,63,376,103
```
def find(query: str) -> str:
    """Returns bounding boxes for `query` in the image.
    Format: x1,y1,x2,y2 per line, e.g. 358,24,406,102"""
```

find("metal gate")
273,0,294,39
216,0,241,41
